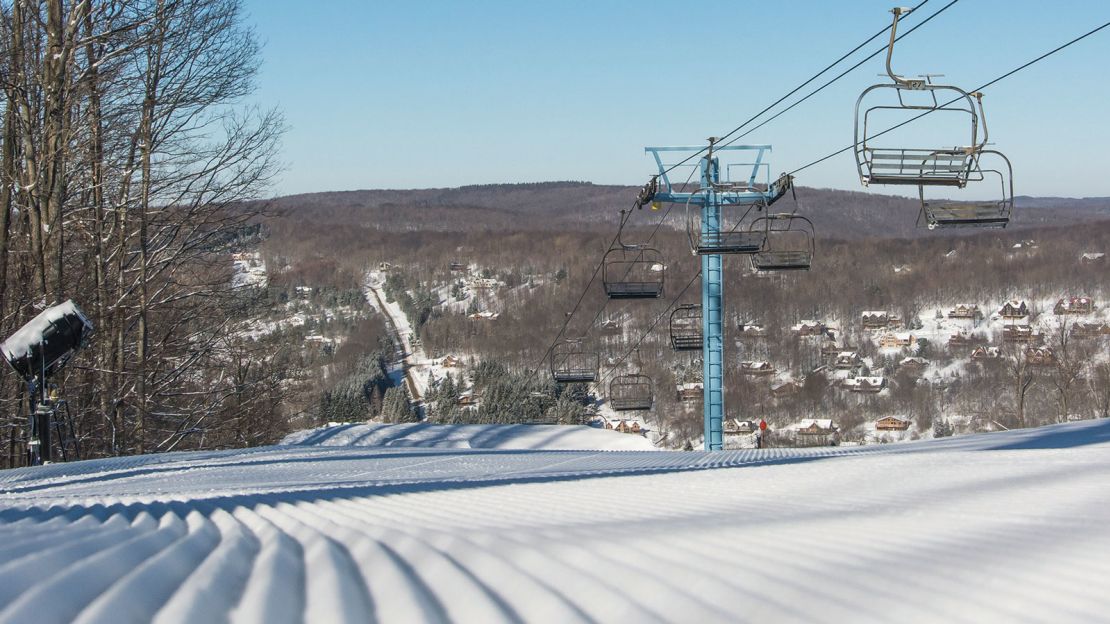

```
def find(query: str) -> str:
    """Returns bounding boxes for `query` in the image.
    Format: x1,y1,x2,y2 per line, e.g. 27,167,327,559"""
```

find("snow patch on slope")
282,422,659,451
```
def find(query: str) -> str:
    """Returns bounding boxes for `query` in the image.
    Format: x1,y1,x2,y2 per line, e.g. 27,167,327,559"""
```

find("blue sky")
244,1,1110,198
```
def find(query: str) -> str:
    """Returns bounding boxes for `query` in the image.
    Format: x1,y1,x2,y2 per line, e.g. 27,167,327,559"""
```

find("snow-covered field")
2,420,1110,622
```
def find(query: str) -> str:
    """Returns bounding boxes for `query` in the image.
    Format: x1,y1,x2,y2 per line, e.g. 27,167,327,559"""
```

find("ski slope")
2,420,1110,623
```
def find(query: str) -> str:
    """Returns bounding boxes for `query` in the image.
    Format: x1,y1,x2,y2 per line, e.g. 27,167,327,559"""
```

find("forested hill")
268,182,1110,239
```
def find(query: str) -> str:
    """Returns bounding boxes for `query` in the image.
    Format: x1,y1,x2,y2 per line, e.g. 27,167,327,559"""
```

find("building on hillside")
457,390,480,408
999,300,1030,319
740,361,776,376
448,261,467,272
862,311,893,329
834,351,861,369
794,419,840,446
469,277,499,290
875,416,912,431
971,346,1001,361
724,419,757,435
793,320,827,337
878,333,916,348
604,419,646,435
1002,324,1039,344
771,380,801,398
1071,321,1110,339
948,332,987,348
598,318,621,335
378,262,392,271
948,304,983,320
468,311,500,321
1025,347,1057,367
843,376,886,393
1080,252,1106,265
441,355,463,368
738,323,768,338
898,357,928,373
1054,297,1094,315
676,382,703,402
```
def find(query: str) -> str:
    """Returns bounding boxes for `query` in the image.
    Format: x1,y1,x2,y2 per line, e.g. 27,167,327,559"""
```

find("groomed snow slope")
282,423,659,451
2,420,1110,623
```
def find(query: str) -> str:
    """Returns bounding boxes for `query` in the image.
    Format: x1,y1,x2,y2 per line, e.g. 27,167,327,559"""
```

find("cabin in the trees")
740,361,776,376
448,261,466,272
676,382,704,402
793,320,827,337
834,351,861,369
604,419,645,435
878,333,916,349
999,300,1030,319
1071,322,1110,339
468,311,500,321
724,419,757,435
948,304,983,320
1054,297,1094,315
469,277,499,290
598,318,621,335
1002,325,1039,344
862,311,896,329
898,357,928,373
457,390,480,408
771,380,801,398
794,419,839,446
441,355,463,368
1025,347,1058,367
971,346,1002,361
948,332,986,348
738,323,768,339
875,416,912,431
1080,252,1105,265
844,376,886,393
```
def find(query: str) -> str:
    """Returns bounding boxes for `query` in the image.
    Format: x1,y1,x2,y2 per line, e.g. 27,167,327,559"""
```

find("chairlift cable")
718,0,960,151
649,0,936,182
788,18,1110,176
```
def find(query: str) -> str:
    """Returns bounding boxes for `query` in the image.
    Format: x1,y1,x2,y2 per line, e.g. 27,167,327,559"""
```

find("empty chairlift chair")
603,246,665,299
609,373,654,411
918,149,1014,229
750,214,815,271
551,340,599,383
854,8,986,189
669,304,703,351
689,197,768,255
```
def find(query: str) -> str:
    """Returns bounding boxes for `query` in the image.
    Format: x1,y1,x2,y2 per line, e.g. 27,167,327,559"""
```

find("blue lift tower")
646,140,792,450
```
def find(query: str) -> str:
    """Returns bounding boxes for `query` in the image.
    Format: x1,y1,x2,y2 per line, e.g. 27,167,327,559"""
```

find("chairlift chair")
603,245,665,299
551,340,599,383
669,304,703,351
609,373,654,411
854,8,987,188
918,149,1014,229
750,214,815,271
689,196,768,256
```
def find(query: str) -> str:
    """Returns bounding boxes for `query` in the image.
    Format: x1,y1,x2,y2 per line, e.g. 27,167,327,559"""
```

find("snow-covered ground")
2,419,1110,622
283,422,657,451
365,271,431,401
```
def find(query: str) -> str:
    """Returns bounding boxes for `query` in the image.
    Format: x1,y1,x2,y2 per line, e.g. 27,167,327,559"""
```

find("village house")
771,380,801,398
792,320,827,337
948,304,983,320
834,351,861,369
1071,321,1110,339
737,323,768,338
898,357,928,373
440,355,463,368
1025,347,1057,367
604,419,646,435
676,382,704,402
1054,296,1095,315
948,332,986,348
843,376,886,393
468,311,500,321
875,416,912,431
448,261,466,272
999,300,1030,319
724,419,757,435
794,419,839,446
740,361,776,376
457,390,480,408
469,277,499,290
598,318,621,335
971,346,1001,361
1002,324,1039,344
862,311,894,329
878,333,916,349
1080,252,1105,265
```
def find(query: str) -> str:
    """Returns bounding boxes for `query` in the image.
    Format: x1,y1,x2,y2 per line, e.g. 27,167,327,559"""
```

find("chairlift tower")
646,142,791,450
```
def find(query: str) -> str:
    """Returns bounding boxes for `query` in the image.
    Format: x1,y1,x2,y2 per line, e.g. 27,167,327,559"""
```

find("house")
834,351,861,369
738,323,768,338
948,304,983,320
468,311,500,321
948,332,986,348
457,391,480,407
448,261,466,272
1071,321,1110,339
794,419,840,446
898,357,928,373
724,419,757,435
378,262,392,271
875,416,912,431
820,339,842,358
469,277,499,290
844,376,886,393
878,333,916,348
999,300,1029,319
598,318,621,335
604,419,646,435
793,320,827,337
771,380,801,398
971,346,1001,361
1054,297,1094,315
676,382,704,402
1080,252,1105,265
441,355,463,368
1025,347,1057,367
1002,324,1039,344
862,311,892,329
740,361,776,376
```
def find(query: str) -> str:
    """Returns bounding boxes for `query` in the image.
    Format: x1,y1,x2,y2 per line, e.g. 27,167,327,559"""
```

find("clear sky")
243,0,1110,198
